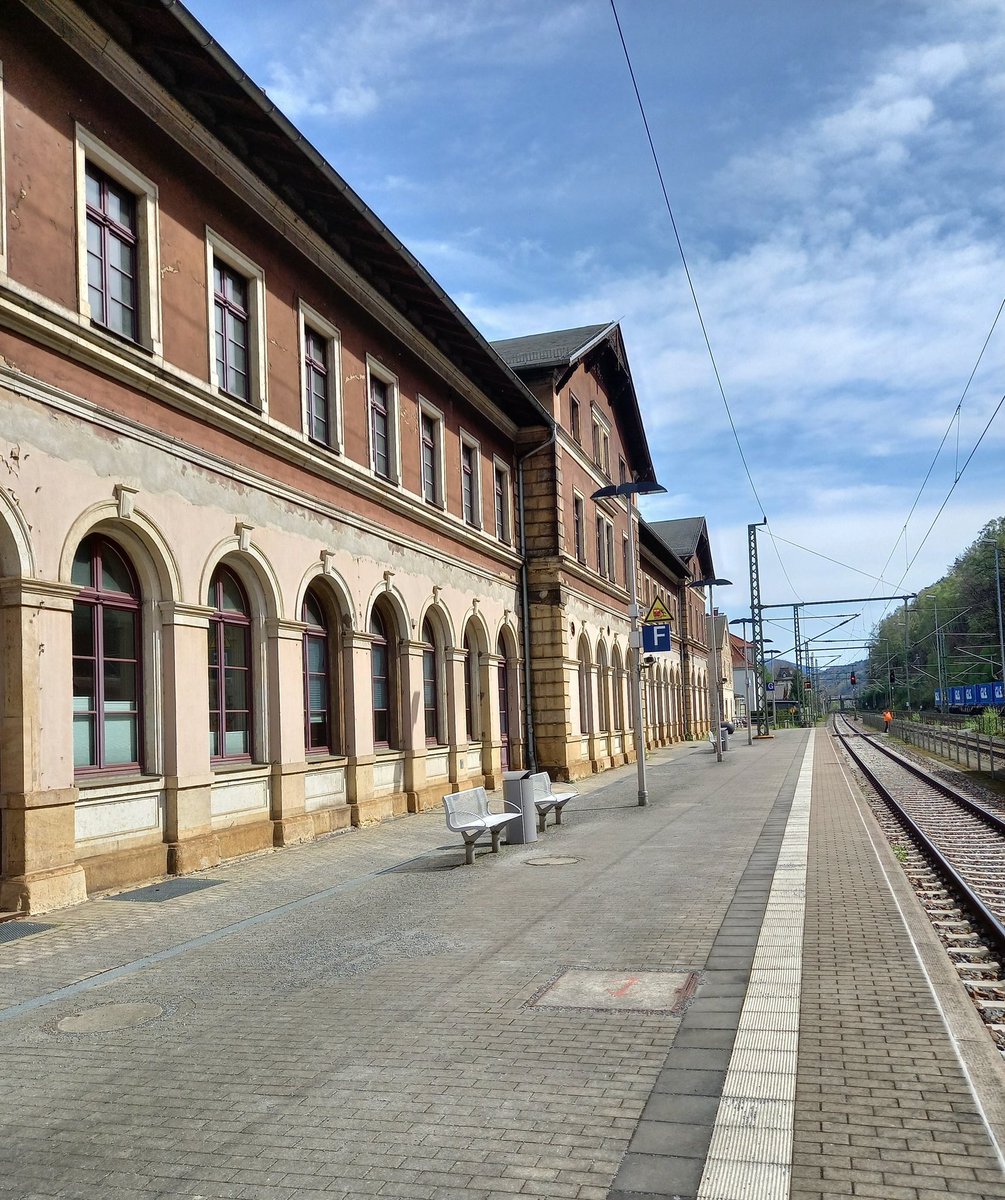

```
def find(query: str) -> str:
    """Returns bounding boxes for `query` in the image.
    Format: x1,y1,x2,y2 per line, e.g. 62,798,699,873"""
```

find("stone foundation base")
272,814,314,847
79,844,169,897
167,832,221,875
216,821,273,862
308,805,352,838
0,863,88,915
351,794,395,826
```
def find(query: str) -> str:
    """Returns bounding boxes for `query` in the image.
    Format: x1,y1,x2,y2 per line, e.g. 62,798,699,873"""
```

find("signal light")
889,670,896,684
850,672,857,685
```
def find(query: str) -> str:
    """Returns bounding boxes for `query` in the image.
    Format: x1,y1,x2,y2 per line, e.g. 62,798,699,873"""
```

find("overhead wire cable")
609,0,769,527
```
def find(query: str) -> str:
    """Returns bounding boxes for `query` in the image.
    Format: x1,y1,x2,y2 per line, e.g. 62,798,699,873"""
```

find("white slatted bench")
528,771,578,832
443,787,520,865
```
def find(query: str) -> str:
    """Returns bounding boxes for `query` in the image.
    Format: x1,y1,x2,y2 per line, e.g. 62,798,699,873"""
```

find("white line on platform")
696,731,814,1200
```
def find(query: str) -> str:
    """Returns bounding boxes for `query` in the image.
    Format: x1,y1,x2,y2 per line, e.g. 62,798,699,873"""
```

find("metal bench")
527,771,578,832
442,787,520,865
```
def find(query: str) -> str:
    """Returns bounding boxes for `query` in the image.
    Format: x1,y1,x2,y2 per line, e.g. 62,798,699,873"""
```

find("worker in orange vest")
883,708,893,732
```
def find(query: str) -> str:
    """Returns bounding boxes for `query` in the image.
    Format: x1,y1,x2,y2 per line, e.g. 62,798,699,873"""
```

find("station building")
0,0,720,913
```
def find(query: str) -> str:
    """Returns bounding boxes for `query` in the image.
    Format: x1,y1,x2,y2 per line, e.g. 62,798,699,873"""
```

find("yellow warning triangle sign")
643,597,673,624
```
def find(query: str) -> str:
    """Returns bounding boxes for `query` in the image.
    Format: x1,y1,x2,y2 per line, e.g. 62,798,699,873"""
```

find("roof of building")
64,0,550,432
492,322,656,483
648,517,707,560
492,324,615,370
638,521,689,581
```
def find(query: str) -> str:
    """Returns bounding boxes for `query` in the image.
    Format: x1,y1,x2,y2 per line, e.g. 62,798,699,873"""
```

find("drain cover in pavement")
107,877,222,902
532,968,698,1013
525,855,580,866
57,1002,164,1033
0,921,52,944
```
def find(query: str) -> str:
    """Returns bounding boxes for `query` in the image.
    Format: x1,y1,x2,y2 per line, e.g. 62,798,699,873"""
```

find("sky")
185,0,1005,665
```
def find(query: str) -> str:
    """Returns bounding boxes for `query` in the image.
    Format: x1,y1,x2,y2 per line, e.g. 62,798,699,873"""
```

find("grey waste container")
502,770,538,844
718,724,731,751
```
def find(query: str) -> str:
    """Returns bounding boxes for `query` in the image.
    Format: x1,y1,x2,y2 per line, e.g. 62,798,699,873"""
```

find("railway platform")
1,728,1004,1199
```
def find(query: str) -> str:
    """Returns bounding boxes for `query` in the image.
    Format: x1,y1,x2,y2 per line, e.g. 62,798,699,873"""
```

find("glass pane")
370,611,385,639
224,714,250,756
73,714,96,768
103,660,136,705
103,714,137,765
308,674,327,710
72,542,94,588
425,709,437,740
223,623,248,667
106,184,135,232
303,594,325,630
307,636,327,673
224,667,248,710
308,713,328,750
209,711,220,758
103,607,136,660
373,710,388,745
72,604,94,656
208,668,219,714
72,660,95,710
372,678,388,710
100,542,135,595
85,166,102,209
220,573,247,614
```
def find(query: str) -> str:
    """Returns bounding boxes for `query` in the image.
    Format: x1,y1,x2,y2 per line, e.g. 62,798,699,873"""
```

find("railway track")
834,714,1005,1054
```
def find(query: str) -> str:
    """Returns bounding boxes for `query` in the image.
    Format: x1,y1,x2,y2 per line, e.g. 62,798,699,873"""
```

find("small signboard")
643,597,673,624
766,682,775,692
641,623,672,654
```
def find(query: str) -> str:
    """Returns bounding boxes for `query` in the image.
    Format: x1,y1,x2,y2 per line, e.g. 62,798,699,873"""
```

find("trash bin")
718,723,731,751
502,770,538,844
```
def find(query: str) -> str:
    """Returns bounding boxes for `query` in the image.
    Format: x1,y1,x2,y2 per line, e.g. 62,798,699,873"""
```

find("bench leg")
490,827,502,854
554,806,564,826
462,834,478,866
537,810,547,833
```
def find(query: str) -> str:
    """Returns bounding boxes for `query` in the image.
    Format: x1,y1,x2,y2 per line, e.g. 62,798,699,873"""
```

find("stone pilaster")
0,578,86,913
264,617,312,846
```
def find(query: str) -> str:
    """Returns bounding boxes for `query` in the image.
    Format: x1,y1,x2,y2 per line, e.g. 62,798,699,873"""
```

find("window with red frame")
207,565,252,760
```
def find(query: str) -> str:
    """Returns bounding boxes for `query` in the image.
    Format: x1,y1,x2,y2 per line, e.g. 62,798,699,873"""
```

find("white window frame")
206,227,268,412
459,431,482,529
418,398,446,507
492,457,512,544
74,124,162,354
572,491,586,563
365,355,402,485
297,301,343,452
591,406,611,475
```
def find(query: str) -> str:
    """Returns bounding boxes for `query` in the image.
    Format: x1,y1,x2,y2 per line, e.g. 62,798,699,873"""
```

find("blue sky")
187,0,1005,664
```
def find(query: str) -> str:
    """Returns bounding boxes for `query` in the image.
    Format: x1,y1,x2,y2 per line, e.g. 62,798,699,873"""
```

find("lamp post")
729,618,771,746
591,479,667,805
981,539,1005,692
766,648,780,726
689,577,733,761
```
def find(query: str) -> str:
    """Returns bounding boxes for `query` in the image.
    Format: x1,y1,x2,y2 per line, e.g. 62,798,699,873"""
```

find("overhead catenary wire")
608,0,768,527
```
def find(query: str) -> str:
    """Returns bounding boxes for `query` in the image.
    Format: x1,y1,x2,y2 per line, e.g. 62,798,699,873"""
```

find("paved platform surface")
0,728,1003,1199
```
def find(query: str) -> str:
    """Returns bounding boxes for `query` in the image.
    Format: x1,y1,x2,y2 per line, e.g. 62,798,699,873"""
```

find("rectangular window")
85,163,138,341
596,515,605,576
460,436,481,527
570,395,581,444
298,304,342,450
622,535,629,586
75,126,161,353
592,421,601,466
494,463,511,543
371,376,391,479
213,259,249,401
619,457,627,485
606,523,615,582
366,358,400,483
304,328,330,443
603,433,611,477
205,229,267,411
421,412,441,504
573,494,585,562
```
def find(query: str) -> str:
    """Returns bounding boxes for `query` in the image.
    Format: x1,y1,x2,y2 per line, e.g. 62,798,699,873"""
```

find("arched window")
303,589,335,755
371,607,398,749
421,618,441,745
72,534,142,771
578,641,592,735
597,644,610,732
207,565,252,761
463,630,479,741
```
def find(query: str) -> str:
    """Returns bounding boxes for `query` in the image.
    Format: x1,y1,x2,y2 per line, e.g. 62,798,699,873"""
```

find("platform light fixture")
591,478,666,806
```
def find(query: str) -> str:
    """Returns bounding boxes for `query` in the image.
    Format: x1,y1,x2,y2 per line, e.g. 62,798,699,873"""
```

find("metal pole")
743,632,753,745
626,498,647,805
708,585,722,761
903,596,911,712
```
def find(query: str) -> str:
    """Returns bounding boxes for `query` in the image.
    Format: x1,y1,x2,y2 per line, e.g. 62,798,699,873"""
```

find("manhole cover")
57,1002,164,1033
107,878,222,903
525,855,580,866
532,969,698,1013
